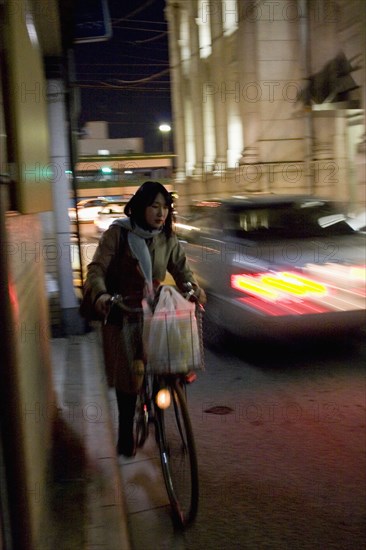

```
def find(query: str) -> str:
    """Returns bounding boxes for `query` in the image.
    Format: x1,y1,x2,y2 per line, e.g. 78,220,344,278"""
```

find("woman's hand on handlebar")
95,293,112,317
197,287,207,306
182,282,207,305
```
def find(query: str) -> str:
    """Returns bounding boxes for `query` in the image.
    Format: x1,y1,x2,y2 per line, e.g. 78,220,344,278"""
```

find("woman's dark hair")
124,181,174,236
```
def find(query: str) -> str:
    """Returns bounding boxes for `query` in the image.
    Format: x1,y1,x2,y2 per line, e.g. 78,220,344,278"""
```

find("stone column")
183,92,196,175
208,2,228,168
189,4,205,175
46,78,82,334
166,1,186,181
308,0,337,161
201,62,216,171
212,63,228,168
235,1,307,193
236,6,260,165
353,0,366,209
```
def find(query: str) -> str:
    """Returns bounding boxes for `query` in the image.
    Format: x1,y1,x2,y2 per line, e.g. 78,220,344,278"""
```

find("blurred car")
94,199,129,234
176,195,366,341
68,197,109,222
346,211,366,234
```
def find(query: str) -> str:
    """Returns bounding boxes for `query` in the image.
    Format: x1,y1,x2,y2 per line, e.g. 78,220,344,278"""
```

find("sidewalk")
50,329,131,549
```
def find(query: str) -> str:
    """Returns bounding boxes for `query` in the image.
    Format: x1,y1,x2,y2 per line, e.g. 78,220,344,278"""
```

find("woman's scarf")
112,217,161,300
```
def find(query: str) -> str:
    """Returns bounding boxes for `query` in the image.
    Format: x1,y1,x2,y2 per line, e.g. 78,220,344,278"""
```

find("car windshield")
224,202,355,239
79,199,106,208
100,203,126,214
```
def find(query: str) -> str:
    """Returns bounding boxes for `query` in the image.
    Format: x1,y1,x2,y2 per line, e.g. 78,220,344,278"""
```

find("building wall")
4,214,55,548
166,0,365,213
78,136,144,155
0,1,64,547
79,120,144,154
4,0,53,213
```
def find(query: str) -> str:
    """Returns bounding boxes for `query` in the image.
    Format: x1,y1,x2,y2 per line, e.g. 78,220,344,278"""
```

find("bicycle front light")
156,388,171,409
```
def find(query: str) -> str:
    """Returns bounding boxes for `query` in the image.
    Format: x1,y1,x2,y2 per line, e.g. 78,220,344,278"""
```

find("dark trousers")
115,390,137,456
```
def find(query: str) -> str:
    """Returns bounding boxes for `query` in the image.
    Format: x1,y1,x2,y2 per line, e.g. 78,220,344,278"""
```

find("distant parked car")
177,195,366,342
94,199,130,234
68,197,109,222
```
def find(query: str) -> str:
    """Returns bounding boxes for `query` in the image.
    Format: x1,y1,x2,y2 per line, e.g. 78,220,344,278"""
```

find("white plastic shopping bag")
146,286,201,373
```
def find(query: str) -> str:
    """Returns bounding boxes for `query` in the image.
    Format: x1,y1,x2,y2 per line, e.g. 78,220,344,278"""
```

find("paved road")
119,334,366,550
76,224,366,548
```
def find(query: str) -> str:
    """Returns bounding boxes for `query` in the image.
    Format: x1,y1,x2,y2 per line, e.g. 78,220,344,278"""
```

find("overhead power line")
111,25,166,33
113,18,167,26
77,83,170,93
77,63,168,67
134,31,167,44
113,67,170,85
112,0,156,23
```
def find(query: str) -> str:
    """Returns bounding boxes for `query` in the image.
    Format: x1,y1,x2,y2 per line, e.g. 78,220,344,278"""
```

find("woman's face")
144,192,169,229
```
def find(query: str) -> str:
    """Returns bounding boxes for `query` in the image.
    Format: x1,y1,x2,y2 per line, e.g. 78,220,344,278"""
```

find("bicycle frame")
109,286,203,526
134,370,199,527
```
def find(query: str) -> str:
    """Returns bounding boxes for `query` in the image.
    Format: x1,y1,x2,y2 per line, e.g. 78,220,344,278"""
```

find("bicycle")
108,285,204,528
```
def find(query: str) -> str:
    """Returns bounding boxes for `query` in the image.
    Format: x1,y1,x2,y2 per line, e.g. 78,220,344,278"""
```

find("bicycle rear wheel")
156,378,199,527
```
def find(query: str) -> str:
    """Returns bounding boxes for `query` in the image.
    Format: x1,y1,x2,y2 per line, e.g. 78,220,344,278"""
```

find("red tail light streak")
231,267,366,316
231,271,328,300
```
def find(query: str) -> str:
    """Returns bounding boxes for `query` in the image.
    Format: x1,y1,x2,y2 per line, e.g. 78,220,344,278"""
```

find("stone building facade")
165,0,365,213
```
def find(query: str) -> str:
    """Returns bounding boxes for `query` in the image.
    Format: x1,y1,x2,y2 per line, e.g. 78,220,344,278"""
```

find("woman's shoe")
115,391,137,458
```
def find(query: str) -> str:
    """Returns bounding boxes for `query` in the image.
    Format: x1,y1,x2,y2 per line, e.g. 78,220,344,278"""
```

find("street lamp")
159,123,171,153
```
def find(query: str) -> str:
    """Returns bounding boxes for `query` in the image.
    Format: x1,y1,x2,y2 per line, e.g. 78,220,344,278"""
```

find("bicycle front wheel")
156,379,199,527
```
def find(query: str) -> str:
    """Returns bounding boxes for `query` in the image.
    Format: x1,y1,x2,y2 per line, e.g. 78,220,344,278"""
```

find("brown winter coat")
86,223,198,304
85,223,198,392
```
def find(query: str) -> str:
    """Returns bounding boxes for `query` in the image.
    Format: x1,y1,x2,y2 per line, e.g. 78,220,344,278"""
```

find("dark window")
224,202,354,239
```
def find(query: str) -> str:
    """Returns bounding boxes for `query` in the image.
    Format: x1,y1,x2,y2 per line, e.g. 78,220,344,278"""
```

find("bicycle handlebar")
109,294,143,313
105,283,203,324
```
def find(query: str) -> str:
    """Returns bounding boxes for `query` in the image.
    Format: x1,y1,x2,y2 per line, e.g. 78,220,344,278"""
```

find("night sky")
73,0,171,152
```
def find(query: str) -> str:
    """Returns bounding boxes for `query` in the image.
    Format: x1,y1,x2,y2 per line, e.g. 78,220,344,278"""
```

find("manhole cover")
203,406,234,415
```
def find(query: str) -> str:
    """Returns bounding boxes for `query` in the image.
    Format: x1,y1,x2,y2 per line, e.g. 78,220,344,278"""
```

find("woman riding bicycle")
85,181,206,457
